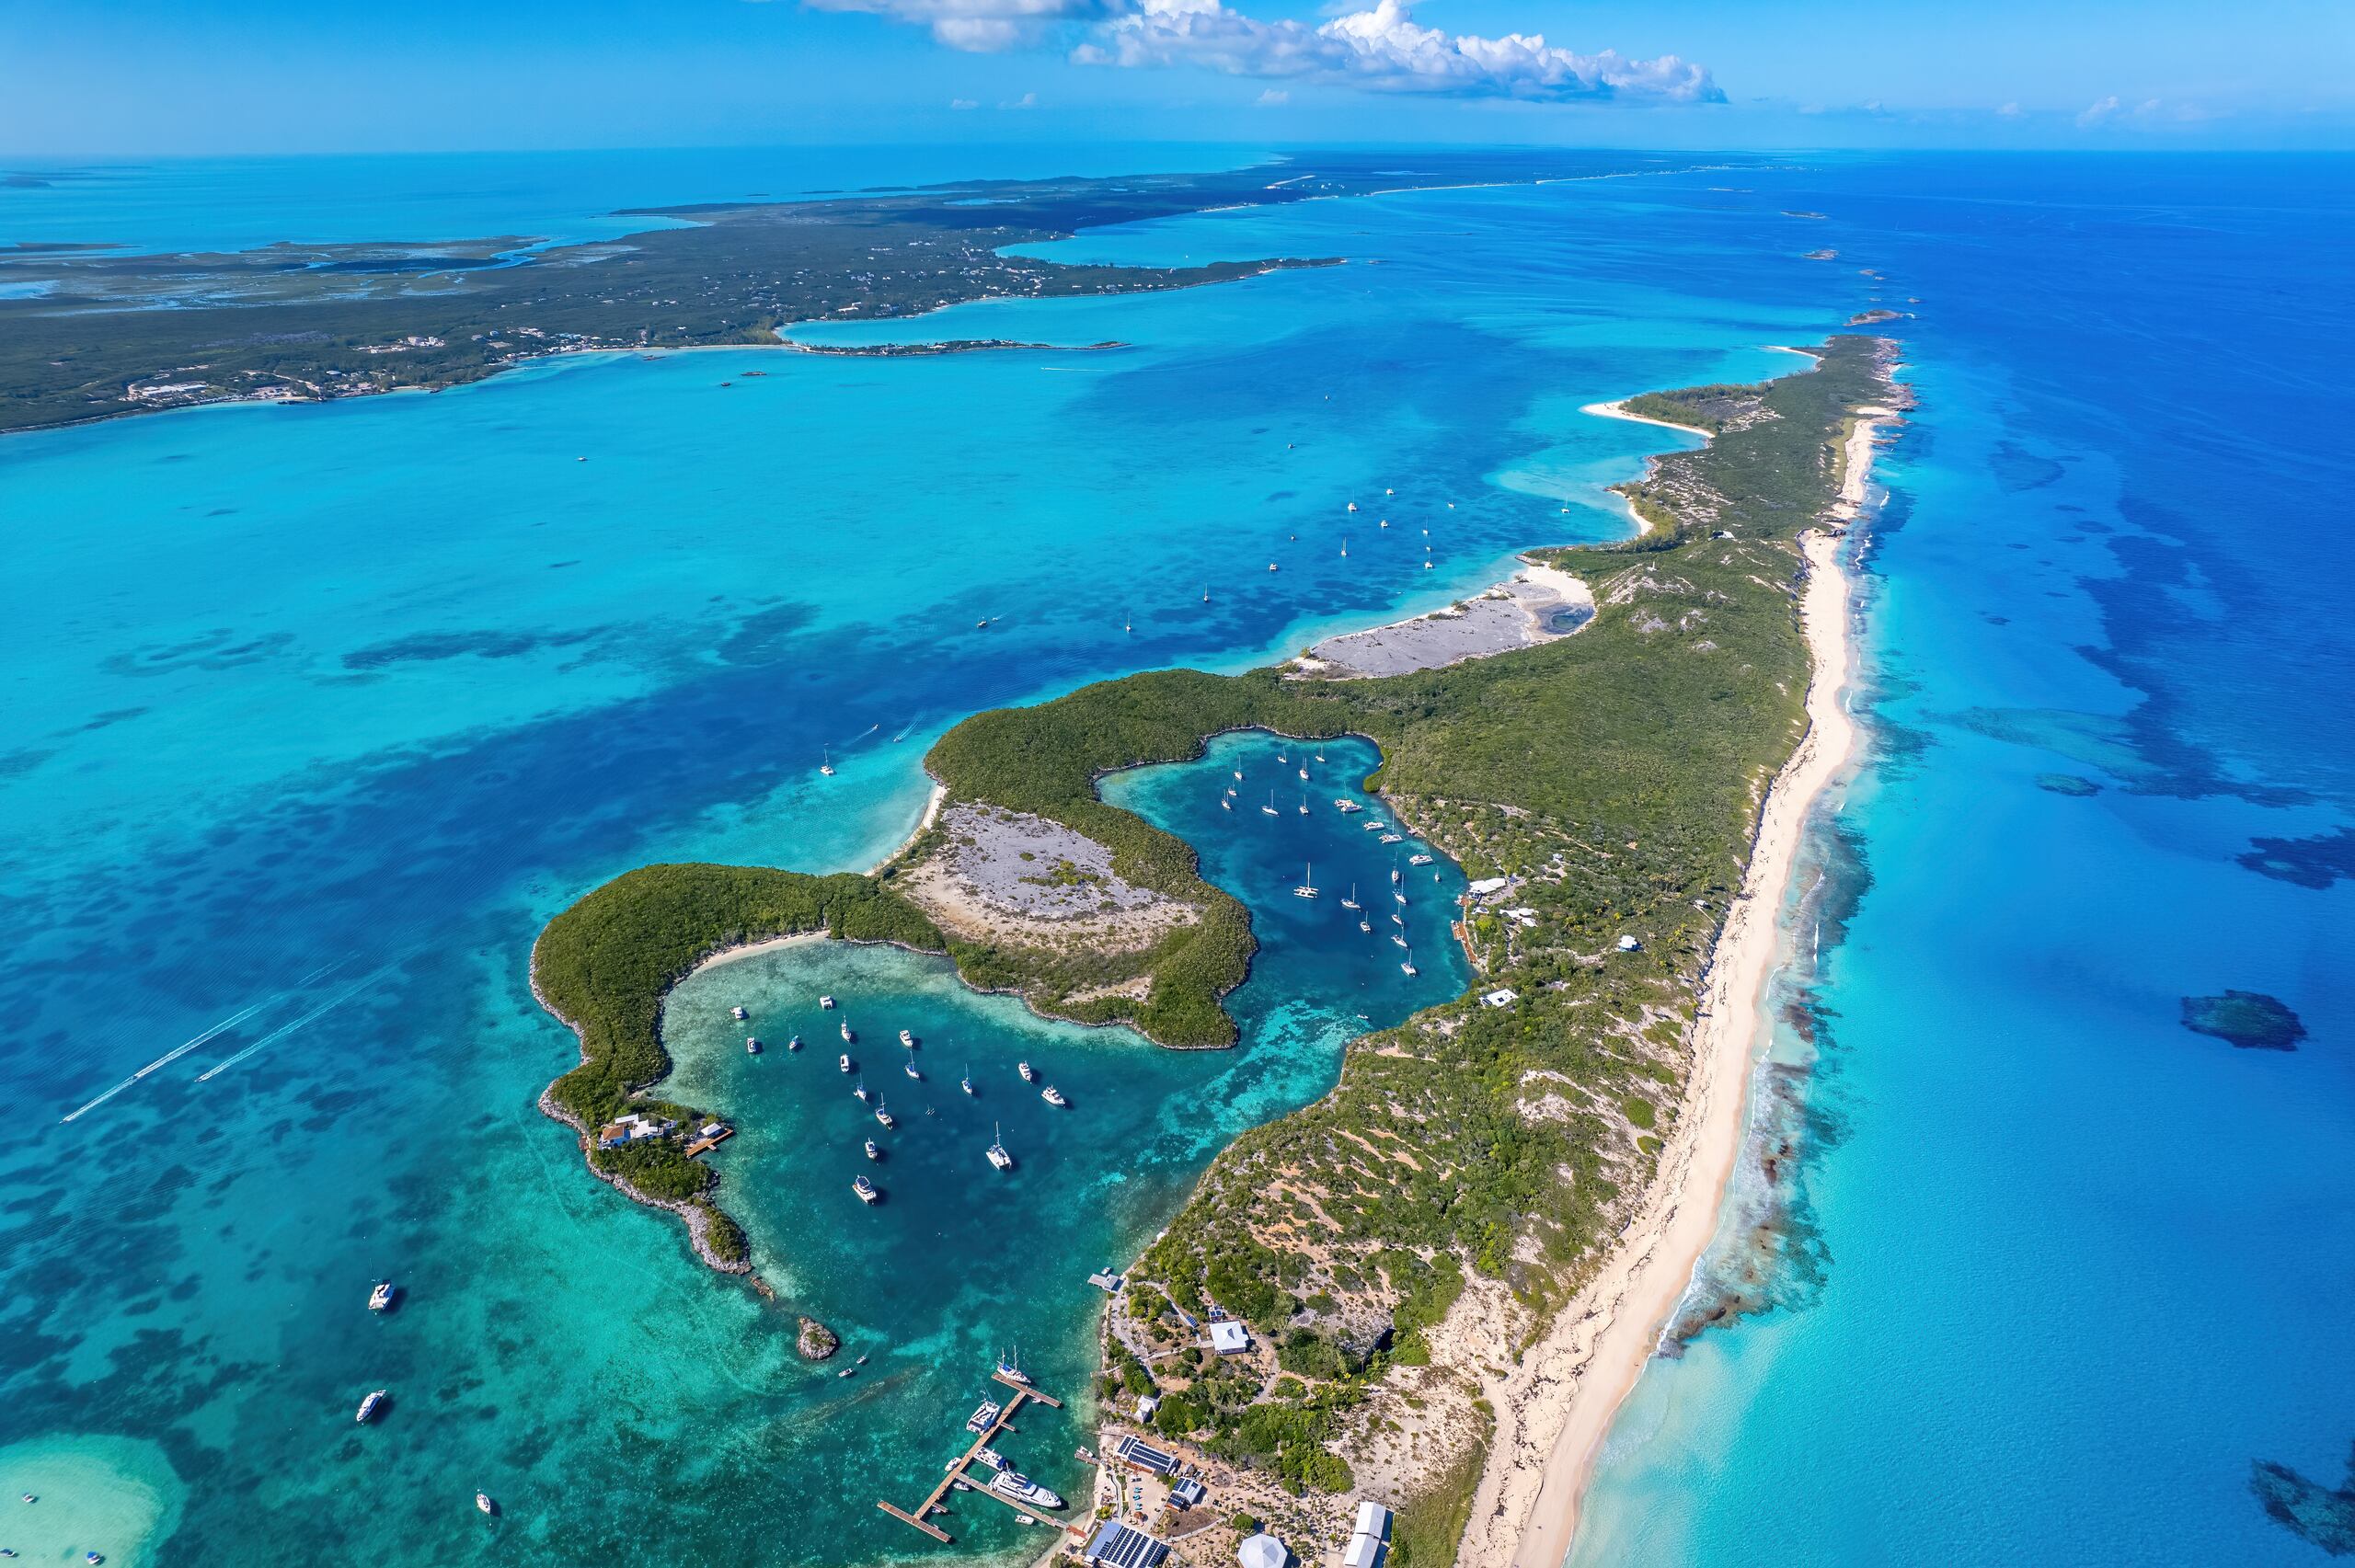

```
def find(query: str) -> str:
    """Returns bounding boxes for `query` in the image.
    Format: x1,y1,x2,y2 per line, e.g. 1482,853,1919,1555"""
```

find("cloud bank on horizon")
799,0,1723,103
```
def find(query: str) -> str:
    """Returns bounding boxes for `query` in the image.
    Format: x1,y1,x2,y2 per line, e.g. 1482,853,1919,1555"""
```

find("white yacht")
1334,798,1361,814
840,1020,855,1042
1359,919,1373,933
1392,934,1409,949
1293,862,1318,898
367,1281,395,1312
787,1035,802,1051
730,1005,748,1021
1040,1084,1068,1107
1401,954,1418,976
854,1077,870,1102
1018,1061,1036,1082
820,995,837,1010
960,1066,974,1095
1260,792,1279,817
967,1399,1004,1433
356,1390,386,1425
899,1028,916,1048
1296,795,1308,815
865,1139,880,1161
819,748,835,777
1341,885,1361,910
1395,889,1408,904
853,1175,878,1203
1379,832,1404,844
989,1473,1063,1510
476,1493,495,1516
986,1124,1014,1171
1221,796,1232,810
974,1446,1008,1471
746,1036,762,1055
874,1100,894,1128
1408,853,1434,866
904,1050,921,1081
839,1053,853,1072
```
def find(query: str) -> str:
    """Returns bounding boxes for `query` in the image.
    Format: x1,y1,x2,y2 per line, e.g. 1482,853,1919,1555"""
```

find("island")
528,332,1905,1565
0,150,1737,436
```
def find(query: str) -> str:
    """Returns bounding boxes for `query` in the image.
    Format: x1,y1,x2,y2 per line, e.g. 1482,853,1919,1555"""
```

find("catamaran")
820,995,837,1009
1408,853,1434,866
730,1005,748,1021
986,1124,1014,1171
853,1175,879,1203
1293,863,1318,899
1401,952,1418,976
746,1036,762,1055
367,1280,395,1312
819,748,835,777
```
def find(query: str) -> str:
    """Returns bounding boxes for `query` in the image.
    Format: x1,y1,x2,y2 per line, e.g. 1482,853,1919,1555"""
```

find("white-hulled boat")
975,1446,1008,1471
1233,766,1244,781
1364,820,1385,831
368,1281,395,1312
987,1124,1014,1171
904,1050,921,1081
1395,889,1407,904
996,1350,1031,1386
477,1492,496,1516
1378,832,1403,844
1293,862,1318,898
989,1472,1063,1510
1221,796,1231,810
1260,792,1278,817
819,748,835,777
1391,865,1402,883
1359,919,1373,933
357,1390,386,1425
1408,853,1434,866
1334,798,1360,814
1297,767,1308,782
967,1398,1004,1433
854,1077,870,1102
840,1020,855,1042
899,1029,916,1048
746,1036,762,1055
865,1139,880,1161
1040,1085,1067,1107
1297,795,1308,815
730,1005,748,1021
1392,934,1409,949
1018,1061,1035,1082
1392,911,1405,925
787,1034,802,1051
853,1175,878,1203
820,995,836,1010
839,1053,853,1072
1341,885,1361,910
961,1066,974,1095
874,1100,894,1128
1401,954,1418,976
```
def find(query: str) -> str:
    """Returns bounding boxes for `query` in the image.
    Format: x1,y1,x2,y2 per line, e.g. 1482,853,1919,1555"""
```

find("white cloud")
1256,87,1290,106
950,97,981,108
1082,0,1721,101
1995,101,2020,117
1002,89,1040,108
801,0,1719,101
2077,94,2121,127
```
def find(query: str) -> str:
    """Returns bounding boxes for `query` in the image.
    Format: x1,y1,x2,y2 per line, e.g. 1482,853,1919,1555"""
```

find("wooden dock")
879,1376,1068,1544
683,1126,736,1159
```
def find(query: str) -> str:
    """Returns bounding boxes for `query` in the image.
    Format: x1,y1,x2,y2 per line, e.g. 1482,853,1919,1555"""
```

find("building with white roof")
1238,1532,1289,1568
1208,1320,1251,1354
1479,988,1518,1008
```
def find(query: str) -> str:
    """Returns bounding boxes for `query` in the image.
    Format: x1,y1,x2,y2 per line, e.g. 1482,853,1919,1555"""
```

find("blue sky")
6,0,2351,155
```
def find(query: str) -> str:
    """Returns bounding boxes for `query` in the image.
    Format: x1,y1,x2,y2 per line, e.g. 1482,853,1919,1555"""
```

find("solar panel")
1115,1436,1181,1476
1087,1523,1170,1568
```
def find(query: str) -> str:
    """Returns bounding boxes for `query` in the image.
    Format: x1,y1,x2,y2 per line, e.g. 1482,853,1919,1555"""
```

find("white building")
1239,1533,1290,1568
1208,1320,1251,1355
1479,988,1519,1009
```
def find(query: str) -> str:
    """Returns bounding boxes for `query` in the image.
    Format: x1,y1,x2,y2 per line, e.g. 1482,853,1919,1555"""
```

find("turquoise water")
0,153,1867,1562
1570,157,2355,1565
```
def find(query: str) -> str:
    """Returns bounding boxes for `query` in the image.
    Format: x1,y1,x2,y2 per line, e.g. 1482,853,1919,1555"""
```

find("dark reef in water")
2253,1442,2355,1556
2036,772,2101,796
2181,990,2307,1051
2238,825,2355,890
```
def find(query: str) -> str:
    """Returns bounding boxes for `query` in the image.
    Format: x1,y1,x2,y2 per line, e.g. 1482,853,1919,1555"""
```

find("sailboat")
1340,538,1349,558
1297,793,1309,815
1261,791,1279,817
1221,795,1232,810
1202,584,1210,603
903,1048,921,1081
853,1075,870,1102
1293,863,1318,899
961,1065,974,1096
819,747,835,777
874,1097,895,1129
1341,884,1361,910
1359,917,1373,933
1401,951,1418,976
986,1123,1014,1172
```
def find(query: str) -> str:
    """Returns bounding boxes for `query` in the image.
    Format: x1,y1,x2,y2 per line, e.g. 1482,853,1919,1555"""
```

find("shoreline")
1460,400,1894,1568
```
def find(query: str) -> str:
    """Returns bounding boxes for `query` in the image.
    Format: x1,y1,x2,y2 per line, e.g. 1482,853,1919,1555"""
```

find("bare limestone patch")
1292,561,1593,679
899,802,1197,953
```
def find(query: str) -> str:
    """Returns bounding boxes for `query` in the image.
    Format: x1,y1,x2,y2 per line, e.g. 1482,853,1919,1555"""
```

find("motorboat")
900,1029,916,1048
1018,1061,1035,1082
974,1446,1008,1471
357,1390,386,1425
960,1067,974,1095
1040,1085,1067,1107
730,1005,748,1021
746,1036,762,1055
839,1054,853,1072
368,1281,395,1312
1334,799,1361,814
1359,920,1373,933
853,1175,879,1203
787,1035,802,1051
1379,832,1404,844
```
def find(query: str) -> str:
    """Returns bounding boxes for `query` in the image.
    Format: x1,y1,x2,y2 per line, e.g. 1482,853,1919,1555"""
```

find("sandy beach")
1578,398,1714,440
1457,405,1892,1568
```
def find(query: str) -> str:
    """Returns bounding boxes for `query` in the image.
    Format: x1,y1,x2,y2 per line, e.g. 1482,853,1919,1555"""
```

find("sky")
5,0,2351,155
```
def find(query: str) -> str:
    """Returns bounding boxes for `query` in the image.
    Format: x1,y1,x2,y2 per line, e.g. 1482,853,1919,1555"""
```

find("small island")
2181,990,2308,1051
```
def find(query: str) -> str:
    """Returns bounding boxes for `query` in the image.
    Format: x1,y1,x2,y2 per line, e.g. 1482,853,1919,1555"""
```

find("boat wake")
195,963,396,1082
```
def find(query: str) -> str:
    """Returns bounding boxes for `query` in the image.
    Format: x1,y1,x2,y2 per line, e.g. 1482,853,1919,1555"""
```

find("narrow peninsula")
529,333,1904,1564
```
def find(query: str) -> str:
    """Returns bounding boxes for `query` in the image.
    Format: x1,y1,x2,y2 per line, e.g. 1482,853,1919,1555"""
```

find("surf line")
60,1001,272,1122
195,965,394,1082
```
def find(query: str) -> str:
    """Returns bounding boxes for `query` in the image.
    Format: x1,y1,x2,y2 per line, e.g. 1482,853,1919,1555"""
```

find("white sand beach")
1457,406,1893,1568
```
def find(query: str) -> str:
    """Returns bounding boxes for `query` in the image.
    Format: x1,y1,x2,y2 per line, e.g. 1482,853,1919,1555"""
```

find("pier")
877,1374,1074,1544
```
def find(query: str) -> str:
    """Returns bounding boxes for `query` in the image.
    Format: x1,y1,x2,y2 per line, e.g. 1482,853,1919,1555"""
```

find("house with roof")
1207,1320,1251,1355
1086,1521,1170,1568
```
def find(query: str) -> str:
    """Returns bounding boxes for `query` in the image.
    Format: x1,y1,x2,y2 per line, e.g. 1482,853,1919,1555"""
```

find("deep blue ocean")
0,149,2348,1567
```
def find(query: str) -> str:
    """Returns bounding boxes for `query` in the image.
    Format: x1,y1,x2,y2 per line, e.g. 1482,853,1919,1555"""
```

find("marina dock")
878,1374,1072,1544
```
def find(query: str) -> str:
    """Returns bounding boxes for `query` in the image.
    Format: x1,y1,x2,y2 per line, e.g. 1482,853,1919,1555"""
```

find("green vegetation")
532,862,941,1258
1387,1414,1496,1568
523,333,1893,1541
